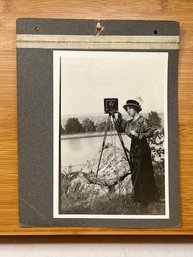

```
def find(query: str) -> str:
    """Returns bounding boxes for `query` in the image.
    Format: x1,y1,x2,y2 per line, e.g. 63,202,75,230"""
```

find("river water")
61,134,131,168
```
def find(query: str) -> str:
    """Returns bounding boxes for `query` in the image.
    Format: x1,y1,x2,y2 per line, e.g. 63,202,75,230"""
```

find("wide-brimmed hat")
123,100,142,112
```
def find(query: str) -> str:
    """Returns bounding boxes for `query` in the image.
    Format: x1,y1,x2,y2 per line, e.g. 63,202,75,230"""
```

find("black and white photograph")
53,50,169,219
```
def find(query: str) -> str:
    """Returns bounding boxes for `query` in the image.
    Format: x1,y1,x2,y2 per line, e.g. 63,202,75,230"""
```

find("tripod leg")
89,115,111,206
95,114,111,177
112,115,131,171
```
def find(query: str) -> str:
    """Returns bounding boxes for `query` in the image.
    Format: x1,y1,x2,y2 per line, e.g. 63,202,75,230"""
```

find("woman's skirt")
130,137,159,205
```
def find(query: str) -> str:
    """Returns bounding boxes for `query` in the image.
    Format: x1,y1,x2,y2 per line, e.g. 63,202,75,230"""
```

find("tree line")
61,111,162,135
60,117,109,134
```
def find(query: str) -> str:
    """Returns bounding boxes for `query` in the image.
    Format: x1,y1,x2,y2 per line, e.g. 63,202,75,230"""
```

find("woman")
117,99,159,206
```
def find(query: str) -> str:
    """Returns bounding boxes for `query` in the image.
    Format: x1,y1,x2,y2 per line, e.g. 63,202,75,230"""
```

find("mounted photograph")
53,50,169,219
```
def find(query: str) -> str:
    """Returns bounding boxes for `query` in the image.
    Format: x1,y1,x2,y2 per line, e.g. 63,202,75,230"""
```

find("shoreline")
61,131,125,140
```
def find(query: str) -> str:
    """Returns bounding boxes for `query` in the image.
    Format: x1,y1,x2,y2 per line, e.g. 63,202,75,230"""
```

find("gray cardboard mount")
17,19,180,228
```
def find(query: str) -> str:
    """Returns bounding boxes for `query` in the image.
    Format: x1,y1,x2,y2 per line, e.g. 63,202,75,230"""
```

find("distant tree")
65,118,84,134
96,121,110,132
82,118,95,133
147,111,162,129
60,124,65,134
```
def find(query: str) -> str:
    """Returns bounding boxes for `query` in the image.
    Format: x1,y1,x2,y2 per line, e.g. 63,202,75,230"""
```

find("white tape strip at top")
16,34,180,50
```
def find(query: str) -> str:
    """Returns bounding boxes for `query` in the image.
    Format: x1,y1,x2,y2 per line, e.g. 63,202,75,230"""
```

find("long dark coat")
120,115,159,205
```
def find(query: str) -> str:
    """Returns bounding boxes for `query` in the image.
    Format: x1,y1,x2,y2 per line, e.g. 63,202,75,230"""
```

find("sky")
60,51,168,116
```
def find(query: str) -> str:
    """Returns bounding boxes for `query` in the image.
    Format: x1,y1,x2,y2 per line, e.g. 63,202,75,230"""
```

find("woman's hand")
116,112,122,124
130,130,138,137
117,112,122,120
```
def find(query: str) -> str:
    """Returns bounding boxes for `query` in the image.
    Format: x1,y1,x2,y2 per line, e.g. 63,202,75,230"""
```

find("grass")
60,171,165,215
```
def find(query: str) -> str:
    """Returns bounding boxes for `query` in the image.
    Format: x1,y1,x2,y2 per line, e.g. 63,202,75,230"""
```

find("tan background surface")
0,0,192,235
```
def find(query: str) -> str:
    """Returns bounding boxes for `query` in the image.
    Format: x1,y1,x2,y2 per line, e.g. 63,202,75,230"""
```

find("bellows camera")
104,98,119,114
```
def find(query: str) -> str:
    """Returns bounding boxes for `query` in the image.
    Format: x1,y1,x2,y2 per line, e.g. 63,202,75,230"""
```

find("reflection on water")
61,134,131,167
